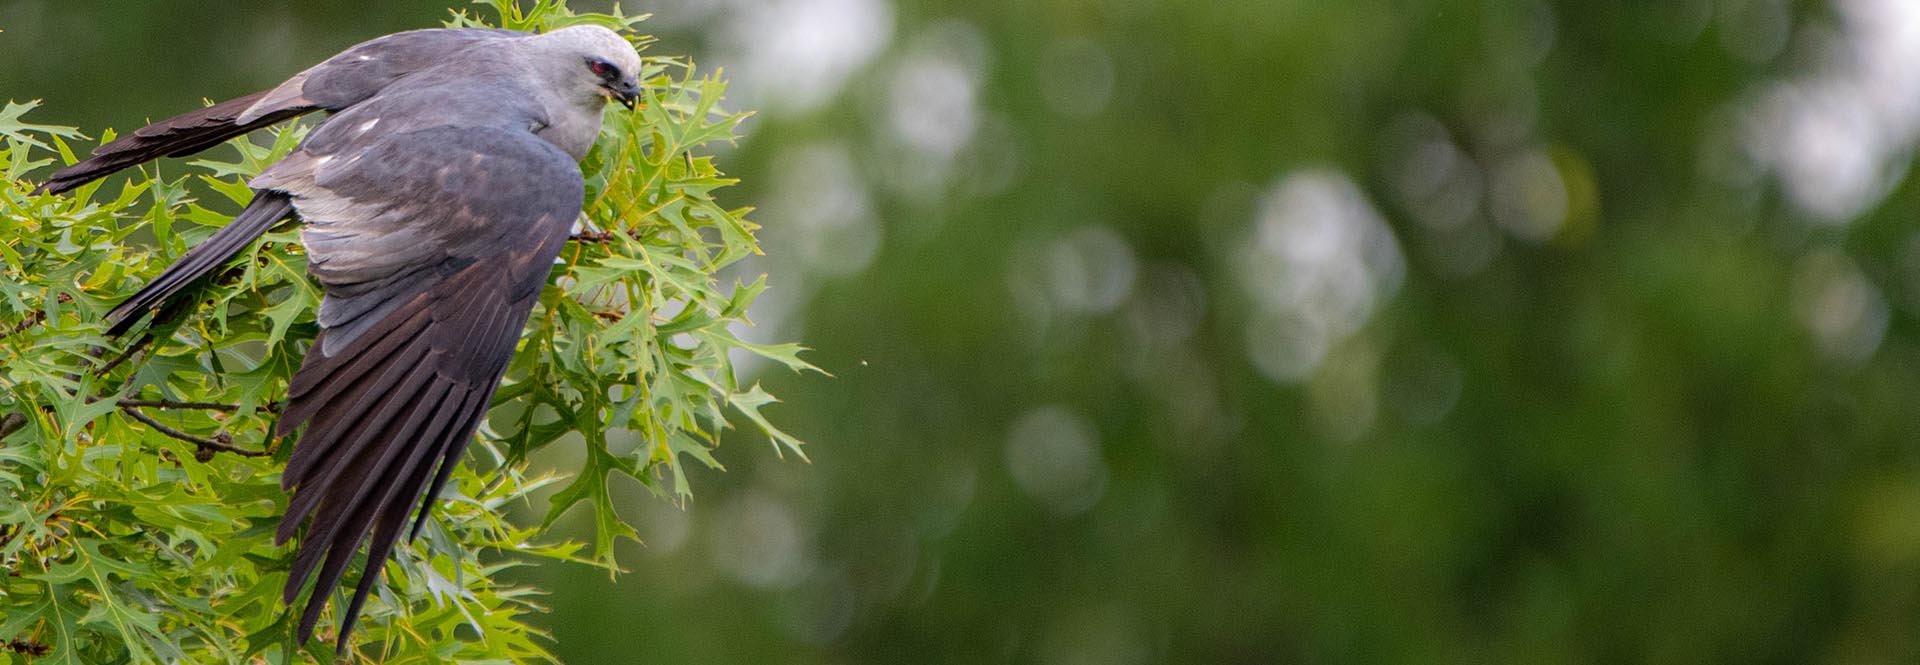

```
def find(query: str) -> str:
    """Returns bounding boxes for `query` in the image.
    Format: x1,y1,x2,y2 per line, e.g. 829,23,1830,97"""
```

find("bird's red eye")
589,60,615,78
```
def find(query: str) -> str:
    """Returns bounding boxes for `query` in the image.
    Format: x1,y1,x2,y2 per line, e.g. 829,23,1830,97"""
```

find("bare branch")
0,337,282,459
5,638,50,656
0,294,74,343
95,334,153,376
0,311,45,342
0,412,24,441
118,398,279,415
119,405,269,458
117,398,240,412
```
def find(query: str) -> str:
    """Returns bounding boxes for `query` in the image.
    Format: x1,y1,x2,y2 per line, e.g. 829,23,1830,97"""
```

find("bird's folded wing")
261,124,583,648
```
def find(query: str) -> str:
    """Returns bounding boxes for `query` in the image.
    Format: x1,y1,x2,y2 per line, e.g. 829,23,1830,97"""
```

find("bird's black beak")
604,78,641,110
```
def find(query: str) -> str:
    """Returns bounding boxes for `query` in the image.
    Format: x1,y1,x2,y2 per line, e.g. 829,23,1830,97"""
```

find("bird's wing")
32,91,310,195
258,123,582,649
238,28,521,123
36,28,520,195
102,192,297,335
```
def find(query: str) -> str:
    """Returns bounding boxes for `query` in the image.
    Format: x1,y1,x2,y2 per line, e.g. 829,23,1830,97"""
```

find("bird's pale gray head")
526,25,644,110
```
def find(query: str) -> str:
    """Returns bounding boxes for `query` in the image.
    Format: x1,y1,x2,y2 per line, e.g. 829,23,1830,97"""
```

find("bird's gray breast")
532,107,605,161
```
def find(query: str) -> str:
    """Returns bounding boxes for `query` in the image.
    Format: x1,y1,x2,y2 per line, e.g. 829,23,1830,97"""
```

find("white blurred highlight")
879,20,990,201
1046,226,1138,315
1005,406,1108,517
1240,171,1405,383
1743,0,1920,224
1489,148,1567,244
763,143,883,277
1792,251,1889,367
711,491,815,589
719,0,895,113
1038,38,1116,117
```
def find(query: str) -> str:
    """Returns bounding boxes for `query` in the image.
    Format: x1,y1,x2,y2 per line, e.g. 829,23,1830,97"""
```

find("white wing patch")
237,70,314,124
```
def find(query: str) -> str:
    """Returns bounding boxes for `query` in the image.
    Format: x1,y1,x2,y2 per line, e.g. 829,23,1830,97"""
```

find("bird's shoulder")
257,123,582,350
259,123,582,224
298,28,527,107
288,73,555,160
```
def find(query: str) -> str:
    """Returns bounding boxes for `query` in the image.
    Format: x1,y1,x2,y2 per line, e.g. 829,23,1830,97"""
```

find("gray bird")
35,25,644,650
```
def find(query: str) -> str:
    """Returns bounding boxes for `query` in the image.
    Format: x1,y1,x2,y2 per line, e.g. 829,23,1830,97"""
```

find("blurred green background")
10,0,1920,662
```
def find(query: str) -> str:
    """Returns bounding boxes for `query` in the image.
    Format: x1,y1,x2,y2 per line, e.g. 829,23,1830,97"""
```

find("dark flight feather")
275,253,564,650
259,124,580,650
103,192,297,336
32,93,312,195
32,28,520,196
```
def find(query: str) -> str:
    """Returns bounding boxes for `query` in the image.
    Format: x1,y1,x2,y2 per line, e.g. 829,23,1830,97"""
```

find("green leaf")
729,384,810,462
541,444,641,565
0,100,85,151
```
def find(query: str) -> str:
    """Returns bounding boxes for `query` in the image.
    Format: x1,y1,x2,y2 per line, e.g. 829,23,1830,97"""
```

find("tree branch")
0,412,24,441
118,405,269,458
95,334,152,377
5,638,50,657
0,311,45,342
0,294,73,343
0,336,281,458
117,398,238,412
115,398,279,415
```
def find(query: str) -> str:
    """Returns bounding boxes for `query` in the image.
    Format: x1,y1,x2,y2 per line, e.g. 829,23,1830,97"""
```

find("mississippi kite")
34,25,644,649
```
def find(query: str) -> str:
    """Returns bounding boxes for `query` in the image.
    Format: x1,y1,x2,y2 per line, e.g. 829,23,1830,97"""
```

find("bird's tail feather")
33,91,311,195
105,192,297,336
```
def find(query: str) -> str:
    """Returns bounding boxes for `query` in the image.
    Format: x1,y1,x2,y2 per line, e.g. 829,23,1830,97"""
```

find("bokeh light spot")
1792,250,1889,367
1004,406,1108,517
1239,170,1404,383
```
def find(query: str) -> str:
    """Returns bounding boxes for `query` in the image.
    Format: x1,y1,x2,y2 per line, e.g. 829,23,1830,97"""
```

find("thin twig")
0,333,280,458
0,311,45,342
5,638,49,656
115,398,278,415
0,293,75,343
95,334,153,376
118,405,268,458
116,399,239,412
570,229,617,243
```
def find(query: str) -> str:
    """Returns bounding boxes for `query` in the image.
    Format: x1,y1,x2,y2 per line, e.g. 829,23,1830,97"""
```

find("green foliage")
0,2,811,661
